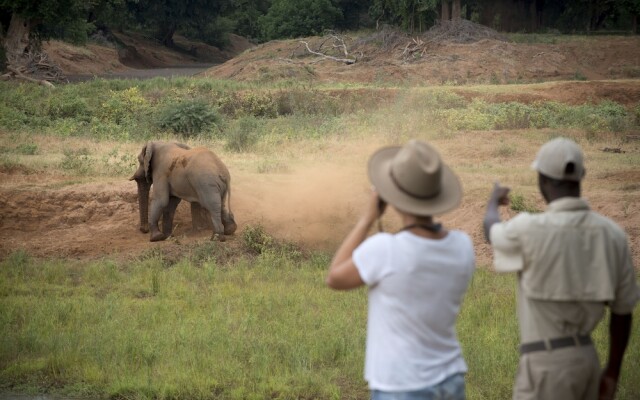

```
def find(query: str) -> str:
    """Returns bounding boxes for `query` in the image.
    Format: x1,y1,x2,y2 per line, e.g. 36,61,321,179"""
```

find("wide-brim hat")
368,140,462,216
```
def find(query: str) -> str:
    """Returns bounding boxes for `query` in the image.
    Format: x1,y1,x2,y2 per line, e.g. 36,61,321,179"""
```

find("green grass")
1,244,639,400
0,244,367,400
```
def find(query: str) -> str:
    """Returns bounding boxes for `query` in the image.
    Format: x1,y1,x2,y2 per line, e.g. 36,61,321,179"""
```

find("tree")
129,0,231,47
259,0,343,40
369,0,438,33
228,0,271,40
0,0,89,65
622,0,640,32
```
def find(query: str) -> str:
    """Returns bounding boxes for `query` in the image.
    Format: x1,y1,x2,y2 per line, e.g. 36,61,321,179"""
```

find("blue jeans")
370,373,465,400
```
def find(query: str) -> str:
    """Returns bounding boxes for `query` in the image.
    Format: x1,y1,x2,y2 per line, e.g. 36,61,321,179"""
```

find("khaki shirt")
490,197,639,343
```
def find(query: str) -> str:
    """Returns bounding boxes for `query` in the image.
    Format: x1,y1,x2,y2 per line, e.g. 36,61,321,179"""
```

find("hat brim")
368,146,463,216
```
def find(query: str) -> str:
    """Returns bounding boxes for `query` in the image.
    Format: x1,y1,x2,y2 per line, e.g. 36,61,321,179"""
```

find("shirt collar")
547,197,590,212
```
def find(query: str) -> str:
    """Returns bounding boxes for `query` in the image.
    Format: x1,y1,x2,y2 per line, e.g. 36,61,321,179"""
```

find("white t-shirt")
353,230,475,391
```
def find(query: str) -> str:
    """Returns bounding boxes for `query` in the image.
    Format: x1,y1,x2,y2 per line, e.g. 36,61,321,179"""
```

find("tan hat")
368,140,462,216
531,138,585,181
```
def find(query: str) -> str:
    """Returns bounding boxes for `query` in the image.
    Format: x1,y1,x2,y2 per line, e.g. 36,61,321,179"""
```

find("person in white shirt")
326,139,475,400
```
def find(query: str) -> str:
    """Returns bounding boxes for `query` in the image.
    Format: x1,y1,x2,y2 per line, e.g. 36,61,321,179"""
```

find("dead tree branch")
299,40,356,65
6,65,55,87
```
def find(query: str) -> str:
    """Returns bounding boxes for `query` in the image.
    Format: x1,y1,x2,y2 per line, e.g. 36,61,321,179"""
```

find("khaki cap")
531,138,585,182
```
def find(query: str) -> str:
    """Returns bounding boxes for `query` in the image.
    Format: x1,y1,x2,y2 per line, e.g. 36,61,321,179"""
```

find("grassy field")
1,76,639,399
1,245,639,400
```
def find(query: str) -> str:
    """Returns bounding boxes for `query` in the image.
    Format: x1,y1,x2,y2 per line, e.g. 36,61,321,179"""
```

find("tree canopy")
1,0,638,73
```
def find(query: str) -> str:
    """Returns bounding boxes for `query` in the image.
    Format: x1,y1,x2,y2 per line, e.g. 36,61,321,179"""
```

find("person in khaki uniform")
483,138,639,400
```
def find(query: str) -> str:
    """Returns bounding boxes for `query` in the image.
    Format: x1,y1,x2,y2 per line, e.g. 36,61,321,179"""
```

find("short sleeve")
353,233,391,286
490,216,525,273
610,243,640,315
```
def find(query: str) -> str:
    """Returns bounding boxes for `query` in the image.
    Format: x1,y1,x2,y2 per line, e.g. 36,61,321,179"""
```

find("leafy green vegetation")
157,99,221,137
1,81,638,152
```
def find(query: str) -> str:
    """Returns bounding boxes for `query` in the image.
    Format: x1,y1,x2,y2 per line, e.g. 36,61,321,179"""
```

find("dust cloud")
232,158,372,251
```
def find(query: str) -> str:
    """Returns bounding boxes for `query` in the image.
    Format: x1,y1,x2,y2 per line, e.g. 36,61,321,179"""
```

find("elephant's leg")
222,210,237,235
190,202,211,231
149,190,170,242
221,195,237,235
198,191,225,242
162,196,181,237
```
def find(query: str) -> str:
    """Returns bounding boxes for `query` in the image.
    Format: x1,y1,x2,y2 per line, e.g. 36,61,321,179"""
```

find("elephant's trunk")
135,178,150,233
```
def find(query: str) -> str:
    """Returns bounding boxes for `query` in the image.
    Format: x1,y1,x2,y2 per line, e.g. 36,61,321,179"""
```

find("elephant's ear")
143,142,154,183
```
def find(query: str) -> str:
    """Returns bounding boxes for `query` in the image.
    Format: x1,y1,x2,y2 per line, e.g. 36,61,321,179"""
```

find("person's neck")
545,189,581,204
400,214,447,239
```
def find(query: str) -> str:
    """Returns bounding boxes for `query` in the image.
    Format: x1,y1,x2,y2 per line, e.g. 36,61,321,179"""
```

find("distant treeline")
0,0,639,53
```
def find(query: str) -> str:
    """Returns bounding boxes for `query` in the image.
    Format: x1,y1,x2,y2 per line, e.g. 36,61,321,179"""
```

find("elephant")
130,141,237,242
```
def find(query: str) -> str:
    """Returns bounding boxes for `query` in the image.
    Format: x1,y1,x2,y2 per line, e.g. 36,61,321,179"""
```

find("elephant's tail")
226,176,233,215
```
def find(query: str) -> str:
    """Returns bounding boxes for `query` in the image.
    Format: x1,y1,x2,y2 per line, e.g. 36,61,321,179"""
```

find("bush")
218,92,278,118
491,102,534,130
156,99,221,137
47,96,91,120
224,116,260,152
99,87,147,124
509,192,540,213
61,148,92,175
242,224,275,255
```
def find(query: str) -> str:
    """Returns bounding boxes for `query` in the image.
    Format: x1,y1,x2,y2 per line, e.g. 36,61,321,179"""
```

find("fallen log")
7,65,55,88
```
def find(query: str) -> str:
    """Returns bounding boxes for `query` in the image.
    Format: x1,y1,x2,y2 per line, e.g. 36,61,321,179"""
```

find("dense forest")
1,0,639,73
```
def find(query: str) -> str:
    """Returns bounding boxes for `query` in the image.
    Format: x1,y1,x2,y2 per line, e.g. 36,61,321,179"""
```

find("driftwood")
3,44,66,86
299,40,356,65
6,65,55,87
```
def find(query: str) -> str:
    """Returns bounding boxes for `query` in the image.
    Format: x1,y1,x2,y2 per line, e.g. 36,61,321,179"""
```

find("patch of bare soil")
203,29,640,85
0,175,230,261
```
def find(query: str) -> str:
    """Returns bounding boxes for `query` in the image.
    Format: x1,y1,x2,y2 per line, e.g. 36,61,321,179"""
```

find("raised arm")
326,190,385,290
483,182,510,243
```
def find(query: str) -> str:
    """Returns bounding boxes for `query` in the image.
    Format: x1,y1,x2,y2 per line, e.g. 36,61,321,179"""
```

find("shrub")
224,115,260,152
47,96,91,120
509,192,540,213
100,149,137,176
242,224,275,255
491,102,534,130
156,99,221,137
572,70,587,81
442,99,494,130
61,148,92,175
99,87,147,124
218,92,278,118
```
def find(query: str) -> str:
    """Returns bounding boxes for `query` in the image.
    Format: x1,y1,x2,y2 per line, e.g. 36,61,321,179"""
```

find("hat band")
389,170,441,200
